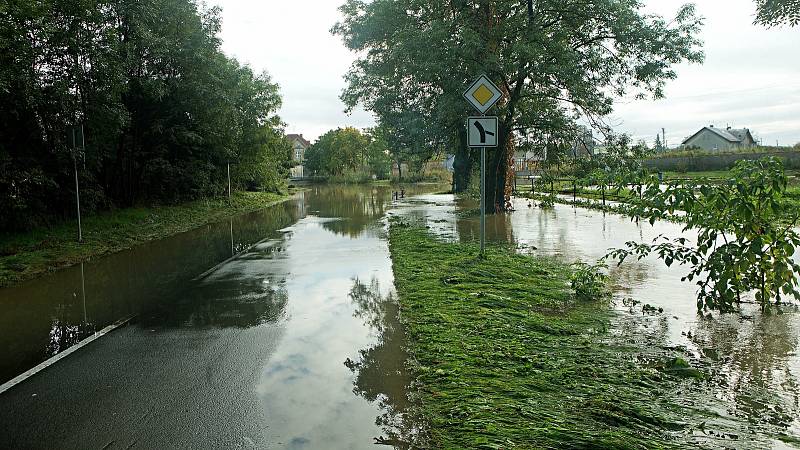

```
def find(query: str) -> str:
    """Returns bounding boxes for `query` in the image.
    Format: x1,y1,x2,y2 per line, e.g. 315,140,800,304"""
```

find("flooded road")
0,185,432,449
3,185,800,448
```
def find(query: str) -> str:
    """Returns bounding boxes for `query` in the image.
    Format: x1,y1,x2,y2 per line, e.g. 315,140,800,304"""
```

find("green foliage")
573,135,652,186
654,134,664,152
570,262,611,300
0,0,290,231
305,127,364,176
0,191,289,287
538,194,556,209
607,157,800,312
334,0,704,211
388,223,700,448
650,146,800,159
754,0,800,26
306,126,395,180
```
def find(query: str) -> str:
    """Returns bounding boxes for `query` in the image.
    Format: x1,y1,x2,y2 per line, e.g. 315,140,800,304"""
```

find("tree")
755,0,800,27
303,127,371,177
0,0,291,230
607,158,800,312
654,134,664,152
364,127,393,179
334,0,704,213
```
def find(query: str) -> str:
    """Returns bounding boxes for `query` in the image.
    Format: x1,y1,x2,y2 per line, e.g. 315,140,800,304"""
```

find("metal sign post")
480,146,486,253
464,76,502,255
466,115,498,254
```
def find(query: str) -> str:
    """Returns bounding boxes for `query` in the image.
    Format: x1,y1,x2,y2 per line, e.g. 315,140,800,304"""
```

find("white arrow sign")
464,75,502,114
467,117,498,148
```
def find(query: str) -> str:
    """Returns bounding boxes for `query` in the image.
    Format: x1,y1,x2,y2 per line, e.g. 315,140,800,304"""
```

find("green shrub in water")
571,262,611,300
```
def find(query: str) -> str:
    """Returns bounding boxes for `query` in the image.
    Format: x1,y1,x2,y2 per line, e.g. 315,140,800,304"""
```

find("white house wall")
685,131,736,151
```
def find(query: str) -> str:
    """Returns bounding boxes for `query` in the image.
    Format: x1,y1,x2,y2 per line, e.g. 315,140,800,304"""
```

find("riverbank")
388,223,700,448
0,190,293,288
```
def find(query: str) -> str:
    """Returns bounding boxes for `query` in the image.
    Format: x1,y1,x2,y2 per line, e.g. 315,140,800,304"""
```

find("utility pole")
72,127,83,243
662,128,667,150
227,162,231,203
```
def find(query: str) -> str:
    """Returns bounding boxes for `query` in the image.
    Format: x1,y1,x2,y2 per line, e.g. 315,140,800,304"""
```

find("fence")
643,151,800,172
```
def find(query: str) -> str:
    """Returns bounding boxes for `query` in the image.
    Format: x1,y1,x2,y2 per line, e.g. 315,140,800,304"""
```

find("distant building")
514,149,547,173
571,125,595,157
443,154,455,172
286,134,311,178
681,125,757,151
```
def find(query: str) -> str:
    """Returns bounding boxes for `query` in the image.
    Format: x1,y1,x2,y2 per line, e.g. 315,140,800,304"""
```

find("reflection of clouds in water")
255,215,401,449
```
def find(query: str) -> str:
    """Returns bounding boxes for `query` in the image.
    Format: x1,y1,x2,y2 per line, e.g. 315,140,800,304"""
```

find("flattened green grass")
0,191,291,287
389,223,688,449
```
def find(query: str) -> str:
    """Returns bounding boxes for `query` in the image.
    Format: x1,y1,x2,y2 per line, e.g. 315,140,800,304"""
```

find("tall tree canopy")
755,0,800,26
0,0,291,230
334,0,704,212
305,127,393,179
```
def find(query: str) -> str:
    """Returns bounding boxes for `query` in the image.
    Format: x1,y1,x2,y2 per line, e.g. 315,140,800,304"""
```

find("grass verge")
388,223,693,449
0,191,293,288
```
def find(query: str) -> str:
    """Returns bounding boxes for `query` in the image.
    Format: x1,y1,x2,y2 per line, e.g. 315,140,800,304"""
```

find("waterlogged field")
388,194,800,448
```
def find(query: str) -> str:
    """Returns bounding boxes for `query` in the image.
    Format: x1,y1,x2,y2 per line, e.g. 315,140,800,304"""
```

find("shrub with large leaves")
606,157,800,312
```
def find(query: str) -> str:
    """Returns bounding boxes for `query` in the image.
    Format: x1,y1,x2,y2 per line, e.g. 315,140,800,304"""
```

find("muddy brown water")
1,186,799,448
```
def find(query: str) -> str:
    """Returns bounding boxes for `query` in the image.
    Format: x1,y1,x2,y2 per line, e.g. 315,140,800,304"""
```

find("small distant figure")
658,171,664,183
400,189,405,198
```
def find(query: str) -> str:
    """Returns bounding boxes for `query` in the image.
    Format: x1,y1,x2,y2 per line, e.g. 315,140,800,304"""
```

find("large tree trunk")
484,122,513,214
453,127,472,193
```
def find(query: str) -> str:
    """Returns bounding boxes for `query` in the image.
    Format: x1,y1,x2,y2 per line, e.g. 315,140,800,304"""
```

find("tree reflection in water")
305,185,391,238
46,305,95,358
137,241,291,329
345,277,427,448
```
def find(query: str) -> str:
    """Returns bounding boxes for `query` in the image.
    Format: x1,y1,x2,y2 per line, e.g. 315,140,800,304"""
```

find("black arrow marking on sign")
474,121,495,143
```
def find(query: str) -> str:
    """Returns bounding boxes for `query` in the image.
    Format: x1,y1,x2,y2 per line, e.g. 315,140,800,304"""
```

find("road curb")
0,316,133,396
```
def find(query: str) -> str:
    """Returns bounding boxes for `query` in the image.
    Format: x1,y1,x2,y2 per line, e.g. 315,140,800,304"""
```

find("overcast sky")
209,0,800,147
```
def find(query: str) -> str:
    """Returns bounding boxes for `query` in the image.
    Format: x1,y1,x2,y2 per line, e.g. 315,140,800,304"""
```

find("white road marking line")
0,316,132,396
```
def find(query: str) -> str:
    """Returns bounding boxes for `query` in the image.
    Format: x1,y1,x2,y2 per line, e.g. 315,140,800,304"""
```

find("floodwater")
3,184,800,448
0,184,435,449
399,193,800,448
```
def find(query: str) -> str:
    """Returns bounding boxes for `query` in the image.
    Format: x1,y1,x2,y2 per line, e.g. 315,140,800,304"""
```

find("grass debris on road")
388,222,695,449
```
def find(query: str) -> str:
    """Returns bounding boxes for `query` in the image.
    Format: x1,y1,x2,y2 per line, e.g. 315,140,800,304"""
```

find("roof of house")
286,134,311,148
682,126,752,145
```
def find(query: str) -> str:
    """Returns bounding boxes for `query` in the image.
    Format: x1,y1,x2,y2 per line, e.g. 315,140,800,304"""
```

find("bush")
570,262,610,300
608,157,800,312
539,194,556,209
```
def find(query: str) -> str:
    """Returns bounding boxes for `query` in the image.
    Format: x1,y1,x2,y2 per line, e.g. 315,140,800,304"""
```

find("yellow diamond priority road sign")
464,75,502,114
